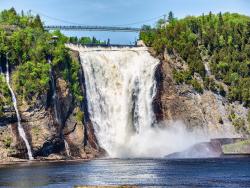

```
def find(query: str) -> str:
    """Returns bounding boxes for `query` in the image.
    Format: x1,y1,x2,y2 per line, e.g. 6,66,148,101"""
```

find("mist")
111,121,209,158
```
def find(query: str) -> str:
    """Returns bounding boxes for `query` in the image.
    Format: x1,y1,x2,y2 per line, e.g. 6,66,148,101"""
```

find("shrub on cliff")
13,61,50,101
191,79,204,93
0,75,12,116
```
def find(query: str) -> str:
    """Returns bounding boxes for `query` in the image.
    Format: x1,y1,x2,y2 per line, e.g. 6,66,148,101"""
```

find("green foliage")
191,79,204,93
69,36,106,45
3,136,12,148
50,31,84,104
229,110,247,133
13,61,50,101
233,117,246,133
140,12,250,106
173,70,192,84
228,110,236,122
168,11,175,23
76,108,84,123
69,59,83,103
32,126,41,137
0,8,43,29
0,75,12,116
139,26,157,47
228,78,250,106
222,139,250,154
204,77,226,96
247,110,250,132
0,8,84,106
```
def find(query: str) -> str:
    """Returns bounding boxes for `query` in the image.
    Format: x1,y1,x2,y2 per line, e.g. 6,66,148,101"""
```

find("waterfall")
64,139,71,157
5,60,33,160
68,45,162,157
48,59,61,125
204,61,211,76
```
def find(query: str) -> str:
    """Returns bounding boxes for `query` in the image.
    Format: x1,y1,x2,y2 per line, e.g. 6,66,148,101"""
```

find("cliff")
152,48,249,137
0,50,103,161
140,12,250,137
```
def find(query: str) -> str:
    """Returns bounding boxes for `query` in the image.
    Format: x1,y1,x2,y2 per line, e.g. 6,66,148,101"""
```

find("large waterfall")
67,45,203,158
5,60,33,160
69,45,159,157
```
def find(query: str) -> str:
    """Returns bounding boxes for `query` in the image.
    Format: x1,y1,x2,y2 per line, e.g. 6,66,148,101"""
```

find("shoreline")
1,155,250,166
0,158,91,166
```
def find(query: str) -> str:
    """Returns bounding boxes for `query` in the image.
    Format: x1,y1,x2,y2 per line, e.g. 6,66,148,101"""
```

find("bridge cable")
30,10,84,25
112,15,165,27
31,9,165,27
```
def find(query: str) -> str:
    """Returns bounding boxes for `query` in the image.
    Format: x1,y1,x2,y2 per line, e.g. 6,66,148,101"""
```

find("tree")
218,12,224,25
141,25,151,31
142,12,250,105
33,15,43,30
156,19,166,28
168,11,174,22
209,11,212,21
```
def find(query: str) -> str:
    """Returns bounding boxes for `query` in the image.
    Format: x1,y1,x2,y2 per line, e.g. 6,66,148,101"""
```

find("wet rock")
166,141,222,158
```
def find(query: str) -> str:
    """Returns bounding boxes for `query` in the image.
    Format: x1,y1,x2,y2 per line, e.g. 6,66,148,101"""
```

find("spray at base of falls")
67,45,208,158
5,60,33,160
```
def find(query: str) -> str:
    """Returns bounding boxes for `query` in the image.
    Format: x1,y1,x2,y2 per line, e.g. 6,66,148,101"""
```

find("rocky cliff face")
1,46,249,162
152,49,248,137
0,50,103,162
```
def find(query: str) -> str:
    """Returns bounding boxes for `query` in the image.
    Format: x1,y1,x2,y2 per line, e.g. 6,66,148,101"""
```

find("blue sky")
0,0,249,44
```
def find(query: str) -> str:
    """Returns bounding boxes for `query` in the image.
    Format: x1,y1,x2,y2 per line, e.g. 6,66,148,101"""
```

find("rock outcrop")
0,50,103,162
152,49,248,137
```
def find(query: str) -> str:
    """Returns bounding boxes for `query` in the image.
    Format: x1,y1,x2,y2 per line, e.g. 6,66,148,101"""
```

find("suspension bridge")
44,25,141,32
31,10,165,33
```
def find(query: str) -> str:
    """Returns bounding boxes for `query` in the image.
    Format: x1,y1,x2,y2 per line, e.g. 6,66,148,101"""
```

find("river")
0,157,250,188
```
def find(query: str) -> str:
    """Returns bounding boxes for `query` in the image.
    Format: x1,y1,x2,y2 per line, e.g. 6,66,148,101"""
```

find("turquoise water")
0,157,250,188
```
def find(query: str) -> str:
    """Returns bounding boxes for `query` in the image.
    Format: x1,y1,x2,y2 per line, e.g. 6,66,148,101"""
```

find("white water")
64,139,71,157
204,62,211,76
5,60,33,160
67,45,207,158
48,59,60,125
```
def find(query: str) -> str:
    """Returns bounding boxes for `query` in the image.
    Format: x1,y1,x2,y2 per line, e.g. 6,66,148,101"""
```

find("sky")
0,0,249,44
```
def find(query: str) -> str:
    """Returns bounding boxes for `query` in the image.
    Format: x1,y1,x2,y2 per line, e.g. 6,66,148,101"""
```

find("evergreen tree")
33,15,43,29
168,11,174,22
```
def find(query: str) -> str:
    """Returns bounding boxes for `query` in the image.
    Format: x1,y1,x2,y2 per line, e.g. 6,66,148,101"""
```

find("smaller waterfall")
204,61,211,76
5,60,33,160
64,140,71,157
49,59,61,125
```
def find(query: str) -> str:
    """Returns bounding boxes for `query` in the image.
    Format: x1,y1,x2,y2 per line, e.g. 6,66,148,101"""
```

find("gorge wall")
0,51,103,162
152,48,248,137
0,45,248,161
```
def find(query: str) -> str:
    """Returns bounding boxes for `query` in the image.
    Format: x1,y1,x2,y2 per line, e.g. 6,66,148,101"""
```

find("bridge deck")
68,43,137,47
44,25,141,32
